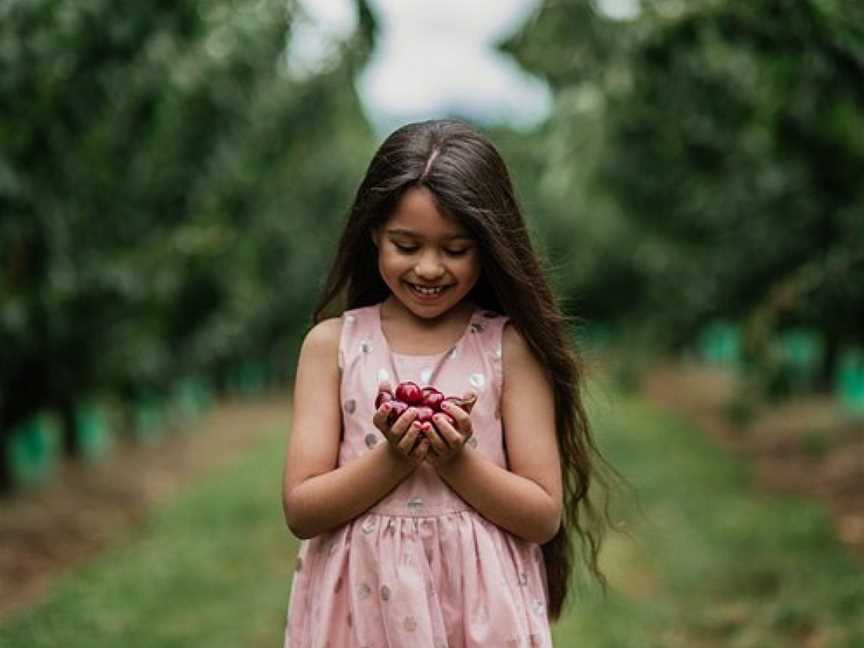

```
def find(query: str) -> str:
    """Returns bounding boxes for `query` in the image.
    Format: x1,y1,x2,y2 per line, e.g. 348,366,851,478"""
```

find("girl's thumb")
461,391,478,413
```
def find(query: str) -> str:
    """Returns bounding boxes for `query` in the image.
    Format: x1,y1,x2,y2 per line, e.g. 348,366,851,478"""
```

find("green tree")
506,0,864,383
0,0,377,472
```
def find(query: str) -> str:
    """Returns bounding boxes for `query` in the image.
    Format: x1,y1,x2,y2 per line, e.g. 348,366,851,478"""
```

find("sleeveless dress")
283,302,553,648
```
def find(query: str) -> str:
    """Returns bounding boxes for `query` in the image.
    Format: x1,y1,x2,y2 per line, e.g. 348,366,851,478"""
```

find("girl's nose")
414,250,445,280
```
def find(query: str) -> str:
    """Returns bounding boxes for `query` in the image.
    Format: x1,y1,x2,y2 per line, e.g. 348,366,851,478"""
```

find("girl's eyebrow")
385,227,473,241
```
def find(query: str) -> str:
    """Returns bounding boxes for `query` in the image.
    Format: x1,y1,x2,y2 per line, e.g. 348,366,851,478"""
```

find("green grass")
2,386,863,647
552,384,864,647
0,424,298,648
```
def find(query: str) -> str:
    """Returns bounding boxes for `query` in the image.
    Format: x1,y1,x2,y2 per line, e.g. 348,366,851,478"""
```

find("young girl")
282,119,616,647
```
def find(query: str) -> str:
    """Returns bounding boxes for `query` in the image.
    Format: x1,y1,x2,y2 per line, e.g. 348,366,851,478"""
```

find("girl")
282,119,617,647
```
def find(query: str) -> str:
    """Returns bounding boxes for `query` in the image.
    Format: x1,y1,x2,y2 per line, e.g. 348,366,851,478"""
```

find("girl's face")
374,186,480,321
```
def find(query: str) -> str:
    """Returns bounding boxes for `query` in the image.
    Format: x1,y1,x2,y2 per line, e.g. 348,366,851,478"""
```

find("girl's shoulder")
301,303,378,348
299,317,343,361
299,305,382,371
500,320,539,370
500,318,520,346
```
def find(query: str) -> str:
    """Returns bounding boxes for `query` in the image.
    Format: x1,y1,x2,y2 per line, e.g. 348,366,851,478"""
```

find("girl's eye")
390,241,471,256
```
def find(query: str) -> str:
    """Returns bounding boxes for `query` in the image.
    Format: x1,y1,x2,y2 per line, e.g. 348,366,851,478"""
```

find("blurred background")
1,0,863,646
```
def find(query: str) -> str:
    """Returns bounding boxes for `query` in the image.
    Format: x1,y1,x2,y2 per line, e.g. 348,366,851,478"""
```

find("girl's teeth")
413,284,444,295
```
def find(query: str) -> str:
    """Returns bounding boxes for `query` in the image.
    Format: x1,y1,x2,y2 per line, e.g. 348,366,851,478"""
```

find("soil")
0,394,290,622
640,361,864,563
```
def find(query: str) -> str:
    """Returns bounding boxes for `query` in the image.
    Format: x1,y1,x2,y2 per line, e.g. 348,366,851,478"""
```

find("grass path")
2,384,862,647
0,419,298,648
554,384,864,647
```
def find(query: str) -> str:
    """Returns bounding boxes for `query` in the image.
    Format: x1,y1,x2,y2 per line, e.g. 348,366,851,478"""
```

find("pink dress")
283,302,552,648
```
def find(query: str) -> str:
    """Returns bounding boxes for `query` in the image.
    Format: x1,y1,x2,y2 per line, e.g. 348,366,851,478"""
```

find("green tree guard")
73,402,114,463
836,349,864,417
777,329,825,394
699,322,741,370
132,395,167,444
4,412,62,489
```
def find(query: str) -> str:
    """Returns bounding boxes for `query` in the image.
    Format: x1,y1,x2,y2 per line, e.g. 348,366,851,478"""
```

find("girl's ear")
371,226,380,248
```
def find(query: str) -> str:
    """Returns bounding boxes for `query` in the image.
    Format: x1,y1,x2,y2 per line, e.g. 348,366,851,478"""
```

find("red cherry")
423,390,445,411
415,406,435,423
375,390,394,410
395,381,423,405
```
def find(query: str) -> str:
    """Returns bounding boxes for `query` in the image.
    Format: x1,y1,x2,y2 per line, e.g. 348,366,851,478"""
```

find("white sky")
286,0,640,135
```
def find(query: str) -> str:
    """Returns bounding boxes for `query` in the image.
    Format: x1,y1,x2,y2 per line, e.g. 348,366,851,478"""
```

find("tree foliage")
506,0,864,381
0,0,376,437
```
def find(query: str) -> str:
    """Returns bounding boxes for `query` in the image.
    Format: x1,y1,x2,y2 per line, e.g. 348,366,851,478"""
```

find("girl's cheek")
460,256,481,275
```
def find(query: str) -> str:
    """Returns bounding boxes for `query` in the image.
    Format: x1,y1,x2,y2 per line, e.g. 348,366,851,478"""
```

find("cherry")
375,390,394,410
415,406,435,423
395,381,423,405
422,390,445,411
374,382,475,430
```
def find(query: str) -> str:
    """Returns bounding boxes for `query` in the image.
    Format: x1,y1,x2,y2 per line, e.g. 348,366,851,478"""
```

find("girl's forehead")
385,187,470,238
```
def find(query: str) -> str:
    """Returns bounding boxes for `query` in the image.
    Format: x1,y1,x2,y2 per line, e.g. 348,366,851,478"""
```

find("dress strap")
337,306,378,374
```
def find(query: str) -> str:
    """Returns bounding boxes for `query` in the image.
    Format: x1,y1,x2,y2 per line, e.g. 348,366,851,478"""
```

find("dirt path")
640,361,864,563
0,395,291,621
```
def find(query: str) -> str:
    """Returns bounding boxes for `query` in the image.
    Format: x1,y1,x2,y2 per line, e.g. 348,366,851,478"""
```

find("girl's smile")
405,281,452,299
374,186,480,320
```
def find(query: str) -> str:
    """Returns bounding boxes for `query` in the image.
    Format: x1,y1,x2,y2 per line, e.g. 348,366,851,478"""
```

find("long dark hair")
314,119,622,619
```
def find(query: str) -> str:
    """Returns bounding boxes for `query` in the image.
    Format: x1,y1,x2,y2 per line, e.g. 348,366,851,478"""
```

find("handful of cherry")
375,381,473,427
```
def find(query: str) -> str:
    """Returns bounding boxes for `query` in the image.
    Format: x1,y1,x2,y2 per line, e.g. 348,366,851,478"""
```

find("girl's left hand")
424,392,477,468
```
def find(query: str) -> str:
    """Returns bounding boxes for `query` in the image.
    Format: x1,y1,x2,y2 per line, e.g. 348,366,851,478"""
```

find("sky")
286,0,640,136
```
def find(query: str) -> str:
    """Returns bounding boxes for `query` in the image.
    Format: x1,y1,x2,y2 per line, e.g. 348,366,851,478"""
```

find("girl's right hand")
372,382,430,467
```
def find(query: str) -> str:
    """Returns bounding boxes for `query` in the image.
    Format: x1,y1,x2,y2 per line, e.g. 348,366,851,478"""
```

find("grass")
2,384,863,647
552,382,864,647
0,423,298,647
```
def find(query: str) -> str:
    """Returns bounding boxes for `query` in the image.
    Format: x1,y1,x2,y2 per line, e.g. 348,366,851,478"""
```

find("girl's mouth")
406,282,451,300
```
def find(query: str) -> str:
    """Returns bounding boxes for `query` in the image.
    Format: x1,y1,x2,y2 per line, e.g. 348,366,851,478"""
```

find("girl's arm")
434,324,563,544
282,319,416,539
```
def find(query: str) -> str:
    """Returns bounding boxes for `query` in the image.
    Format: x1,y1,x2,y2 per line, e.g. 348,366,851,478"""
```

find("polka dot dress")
283,303,552,648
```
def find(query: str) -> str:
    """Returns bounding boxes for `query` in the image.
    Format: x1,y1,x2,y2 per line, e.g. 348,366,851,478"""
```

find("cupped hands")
371,380,477,469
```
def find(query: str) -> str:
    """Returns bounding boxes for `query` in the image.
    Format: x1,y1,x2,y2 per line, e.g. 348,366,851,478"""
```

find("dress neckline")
375,301,477,360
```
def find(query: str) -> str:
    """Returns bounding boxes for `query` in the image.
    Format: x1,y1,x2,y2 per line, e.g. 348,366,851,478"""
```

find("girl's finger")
378,406,415,442
411,438,430,463
388,407,417,439
422,422,448,455
372,402,393,434
397,421,422,454
440,401,472,436
432,413,464,448
460,391,478,414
